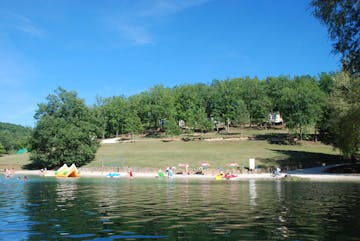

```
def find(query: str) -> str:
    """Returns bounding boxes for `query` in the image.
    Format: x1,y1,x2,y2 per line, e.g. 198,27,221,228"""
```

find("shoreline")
9,170,360,181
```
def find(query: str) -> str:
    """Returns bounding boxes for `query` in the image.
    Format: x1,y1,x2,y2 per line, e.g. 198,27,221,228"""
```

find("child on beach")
168,167,173,178
128,167,134,178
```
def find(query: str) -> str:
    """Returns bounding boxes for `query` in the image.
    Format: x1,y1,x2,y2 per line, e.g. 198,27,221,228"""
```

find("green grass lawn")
0,134,342,172
89,138,341,172
0,153,30,170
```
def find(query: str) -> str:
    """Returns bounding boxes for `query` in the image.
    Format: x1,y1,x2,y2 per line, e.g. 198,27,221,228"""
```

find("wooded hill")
0,122,32,154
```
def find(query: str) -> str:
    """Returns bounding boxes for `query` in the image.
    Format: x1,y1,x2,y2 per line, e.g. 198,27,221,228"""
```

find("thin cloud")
13,14,44,37
104,0,210,46
138,0,210,17
116,22,152,46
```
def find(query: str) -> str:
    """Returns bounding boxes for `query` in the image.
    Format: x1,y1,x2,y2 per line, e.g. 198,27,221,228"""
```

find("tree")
332,106,360,159
103,96,127,137
144,85,177,130
263,76,291,112
327,72,360,159
30,87,100,168
0,122,32,153
311,0,360,76
312,1,360,159
210,79,248,130
0,143,5,155
318,72,336,95
240,77,270,126
279,76,326,140
317,73,337,143
122,100,143,135
92,96,109,139
0,131,12,153
174,84,212,132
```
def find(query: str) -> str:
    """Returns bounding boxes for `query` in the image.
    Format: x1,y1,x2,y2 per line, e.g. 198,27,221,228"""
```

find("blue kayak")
106,172,120,178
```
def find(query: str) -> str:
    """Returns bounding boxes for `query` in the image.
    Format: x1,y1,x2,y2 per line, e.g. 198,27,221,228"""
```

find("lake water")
1,176,359,241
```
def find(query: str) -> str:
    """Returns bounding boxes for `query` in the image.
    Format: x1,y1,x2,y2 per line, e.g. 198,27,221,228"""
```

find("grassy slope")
89,139,340,172
0,153,30,170
0,128,341,172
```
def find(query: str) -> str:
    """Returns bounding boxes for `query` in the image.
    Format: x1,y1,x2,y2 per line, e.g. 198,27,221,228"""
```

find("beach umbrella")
200,162,210,167
178,163,189,168
226,162,239,167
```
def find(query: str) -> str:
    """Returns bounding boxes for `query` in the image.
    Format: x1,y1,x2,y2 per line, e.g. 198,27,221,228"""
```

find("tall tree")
211,79,248,130
103,96,127,137
30,87,99,168
264,76,291,112
328,72,360,159
122,99,143,135
92,96,108,139
240,77,270,126
317,73,337,143
145,85,177,130
174,84,212,132
311,0,360,76
312,0,360,158
279,76,326,140
0,143,5,155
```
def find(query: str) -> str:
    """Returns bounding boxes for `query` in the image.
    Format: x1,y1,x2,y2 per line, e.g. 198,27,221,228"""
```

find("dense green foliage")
311,0,359,76
318,72,360,159
0,122,32,154
311,0,360,159
93,75,326,139
8,74,357,164
279,76,326,140
29,88,100,168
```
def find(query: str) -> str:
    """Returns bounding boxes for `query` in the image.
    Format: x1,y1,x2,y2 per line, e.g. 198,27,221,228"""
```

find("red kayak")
224,174,237,179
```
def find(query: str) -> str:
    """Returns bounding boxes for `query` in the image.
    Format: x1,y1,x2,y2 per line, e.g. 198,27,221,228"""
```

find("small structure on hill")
268,112,283,125
178,120,186,129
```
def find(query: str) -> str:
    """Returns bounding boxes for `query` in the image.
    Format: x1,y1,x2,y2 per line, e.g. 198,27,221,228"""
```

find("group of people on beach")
39,168,47,176
3,168,28,181
156,167,173,178
165,166,174,177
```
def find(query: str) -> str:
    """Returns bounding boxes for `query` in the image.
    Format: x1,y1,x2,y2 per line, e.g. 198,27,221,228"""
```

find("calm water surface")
0,176,359,241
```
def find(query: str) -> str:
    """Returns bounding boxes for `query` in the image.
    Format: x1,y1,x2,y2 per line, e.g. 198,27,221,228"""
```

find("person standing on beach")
128,167,134,178
168,167,173,178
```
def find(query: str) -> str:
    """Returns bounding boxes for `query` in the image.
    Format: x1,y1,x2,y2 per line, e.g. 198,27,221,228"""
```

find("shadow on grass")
254,133,288,140
267,149,343,171
143,129,171,138
253,133,300,145
23,162,41,170
218,131,243,136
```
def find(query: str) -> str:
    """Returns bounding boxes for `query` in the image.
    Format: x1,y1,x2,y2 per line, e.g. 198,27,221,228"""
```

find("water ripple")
0,177,360,240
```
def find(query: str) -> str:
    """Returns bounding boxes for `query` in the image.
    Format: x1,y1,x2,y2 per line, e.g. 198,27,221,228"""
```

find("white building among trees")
268,112,283,125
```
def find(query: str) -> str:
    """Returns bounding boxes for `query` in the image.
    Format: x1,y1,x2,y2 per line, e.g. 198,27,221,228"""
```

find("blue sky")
0,0,339,127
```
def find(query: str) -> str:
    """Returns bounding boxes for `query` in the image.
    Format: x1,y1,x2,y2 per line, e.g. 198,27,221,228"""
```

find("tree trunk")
227,118,230,133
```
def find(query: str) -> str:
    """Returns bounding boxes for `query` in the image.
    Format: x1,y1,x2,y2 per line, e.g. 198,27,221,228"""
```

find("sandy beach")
11,167,360,181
